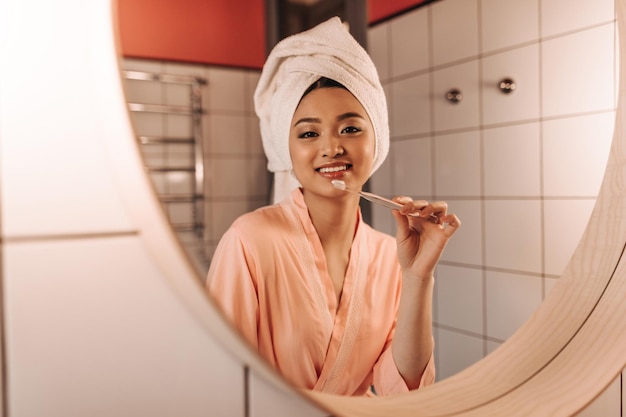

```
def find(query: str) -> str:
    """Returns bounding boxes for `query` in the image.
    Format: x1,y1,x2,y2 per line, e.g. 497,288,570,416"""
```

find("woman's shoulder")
229,203,294,239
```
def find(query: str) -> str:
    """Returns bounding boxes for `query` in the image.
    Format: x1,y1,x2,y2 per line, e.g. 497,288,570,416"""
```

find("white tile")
481,0,539,53
164,171,194,195
205,244,218,266
431,0,479,66
543,112,614,196
482,44,540,125
210,200,251,241
436,265,483,334
369,157,394,234
391,137,433,198
206,67,247,112
483,123,541,196
545,276,559,296
370,150,393,194
434,131,481,197
246,197,268,213
130,112,165,137
486,340,502,355
149,172,168,195
542,24,616,117
247,157,271,199
575,375,621,417
165,113,193,137
209,158,249,198
248,371,328,417
485,270,543,340
210,114,248,154
246,71,262,113
164,61,205,78
435,328,484,381
141,144,166,168
367,23,390,81
121,58,163,73
439,200,482,265
543,199,596,276
484,200,542,273
390,73,431,136
168,201,194,224
390,7,430,77
166,145,194,168
1,118,137,237
541,0,615,39
247,115,265,156
124,78,163,105
432,60,480,132
5,236,245,417
164,82,192,107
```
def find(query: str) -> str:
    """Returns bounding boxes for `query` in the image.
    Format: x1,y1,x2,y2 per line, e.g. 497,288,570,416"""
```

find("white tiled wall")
367,0,618,392
121,59,267,278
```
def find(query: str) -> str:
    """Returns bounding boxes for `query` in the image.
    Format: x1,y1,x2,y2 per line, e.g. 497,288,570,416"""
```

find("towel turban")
254,16,389,179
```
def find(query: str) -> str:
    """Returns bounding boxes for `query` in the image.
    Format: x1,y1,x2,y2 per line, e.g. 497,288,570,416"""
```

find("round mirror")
116,0,620,406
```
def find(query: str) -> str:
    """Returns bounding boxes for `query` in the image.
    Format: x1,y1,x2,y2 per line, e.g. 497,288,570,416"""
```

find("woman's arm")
390,199,461,388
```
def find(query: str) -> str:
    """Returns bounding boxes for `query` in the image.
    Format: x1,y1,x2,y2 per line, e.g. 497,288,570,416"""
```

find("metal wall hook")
499,78,516,94
446,88,463,103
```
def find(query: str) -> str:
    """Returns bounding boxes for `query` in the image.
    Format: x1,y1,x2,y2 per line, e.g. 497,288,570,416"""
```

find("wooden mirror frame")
105,1,626,415
5,0,621,415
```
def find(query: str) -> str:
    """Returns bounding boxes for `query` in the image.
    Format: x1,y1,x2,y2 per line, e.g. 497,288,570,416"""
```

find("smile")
317,164,351,173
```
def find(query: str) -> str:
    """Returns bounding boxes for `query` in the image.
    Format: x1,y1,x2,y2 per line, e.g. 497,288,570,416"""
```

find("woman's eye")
298,131,318,139
341,126,361,134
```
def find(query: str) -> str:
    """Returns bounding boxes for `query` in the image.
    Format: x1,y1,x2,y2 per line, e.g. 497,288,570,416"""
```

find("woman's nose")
320,134,344,157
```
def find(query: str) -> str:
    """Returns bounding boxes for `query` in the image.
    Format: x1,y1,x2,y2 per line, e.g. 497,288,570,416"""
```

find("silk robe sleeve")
373,338,436,395
206,225,259,350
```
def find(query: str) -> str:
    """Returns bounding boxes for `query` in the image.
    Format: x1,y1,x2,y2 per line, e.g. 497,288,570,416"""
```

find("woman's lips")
317,164,350,174
316,164,352,178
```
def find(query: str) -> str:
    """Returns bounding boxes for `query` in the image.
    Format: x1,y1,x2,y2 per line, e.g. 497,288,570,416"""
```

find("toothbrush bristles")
331,179,347,190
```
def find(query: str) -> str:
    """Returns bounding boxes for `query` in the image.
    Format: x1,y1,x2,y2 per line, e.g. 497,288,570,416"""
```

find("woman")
206,17,460,396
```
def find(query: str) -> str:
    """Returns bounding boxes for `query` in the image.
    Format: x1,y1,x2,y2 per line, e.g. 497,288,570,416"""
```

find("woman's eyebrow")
293,112,364,127
293,117,321,127
337,112,365,121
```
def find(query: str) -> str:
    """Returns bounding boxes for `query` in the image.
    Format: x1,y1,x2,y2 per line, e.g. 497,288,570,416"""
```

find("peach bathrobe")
207,189,435,396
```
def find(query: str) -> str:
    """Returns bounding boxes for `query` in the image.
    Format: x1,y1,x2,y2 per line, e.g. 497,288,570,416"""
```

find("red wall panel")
117,0,266,68
116,0,427,68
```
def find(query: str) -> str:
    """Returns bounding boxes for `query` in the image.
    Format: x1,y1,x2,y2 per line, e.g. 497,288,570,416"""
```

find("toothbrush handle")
360,191,439,221
359,191,403,210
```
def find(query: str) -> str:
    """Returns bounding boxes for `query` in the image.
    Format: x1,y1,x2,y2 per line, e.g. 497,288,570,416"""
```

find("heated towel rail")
122,69,209,274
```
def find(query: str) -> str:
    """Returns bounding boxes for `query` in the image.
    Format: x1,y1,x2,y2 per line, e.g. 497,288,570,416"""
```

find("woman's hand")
391,197,461,280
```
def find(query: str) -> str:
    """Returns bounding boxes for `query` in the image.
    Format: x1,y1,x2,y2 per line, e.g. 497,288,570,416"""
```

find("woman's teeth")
318,165,348,173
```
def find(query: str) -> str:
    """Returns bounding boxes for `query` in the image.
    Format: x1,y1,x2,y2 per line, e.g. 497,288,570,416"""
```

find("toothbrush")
331,179,439,222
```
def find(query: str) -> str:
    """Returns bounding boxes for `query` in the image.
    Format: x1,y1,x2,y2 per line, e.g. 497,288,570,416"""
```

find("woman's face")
289,87,375,197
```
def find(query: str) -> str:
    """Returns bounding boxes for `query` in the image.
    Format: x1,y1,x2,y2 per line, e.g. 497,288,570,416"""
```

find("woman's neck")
301,189,360,246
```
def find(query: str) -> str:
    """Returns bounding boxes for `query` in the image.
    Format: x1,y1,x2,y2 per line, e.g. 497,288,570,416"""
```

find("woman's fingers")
440,213,461,236
393,197,448,222
392,197,461,234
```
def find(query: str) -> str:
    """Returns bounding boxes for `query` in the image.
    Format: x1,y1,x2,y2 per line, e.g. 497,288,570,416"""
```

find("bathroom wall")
366,0,622,413
121,59,266,276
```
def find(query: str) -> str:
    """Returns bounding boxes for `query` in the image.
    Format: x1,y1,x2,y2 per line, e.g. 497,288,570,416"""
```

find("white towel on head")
254,16,389,203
